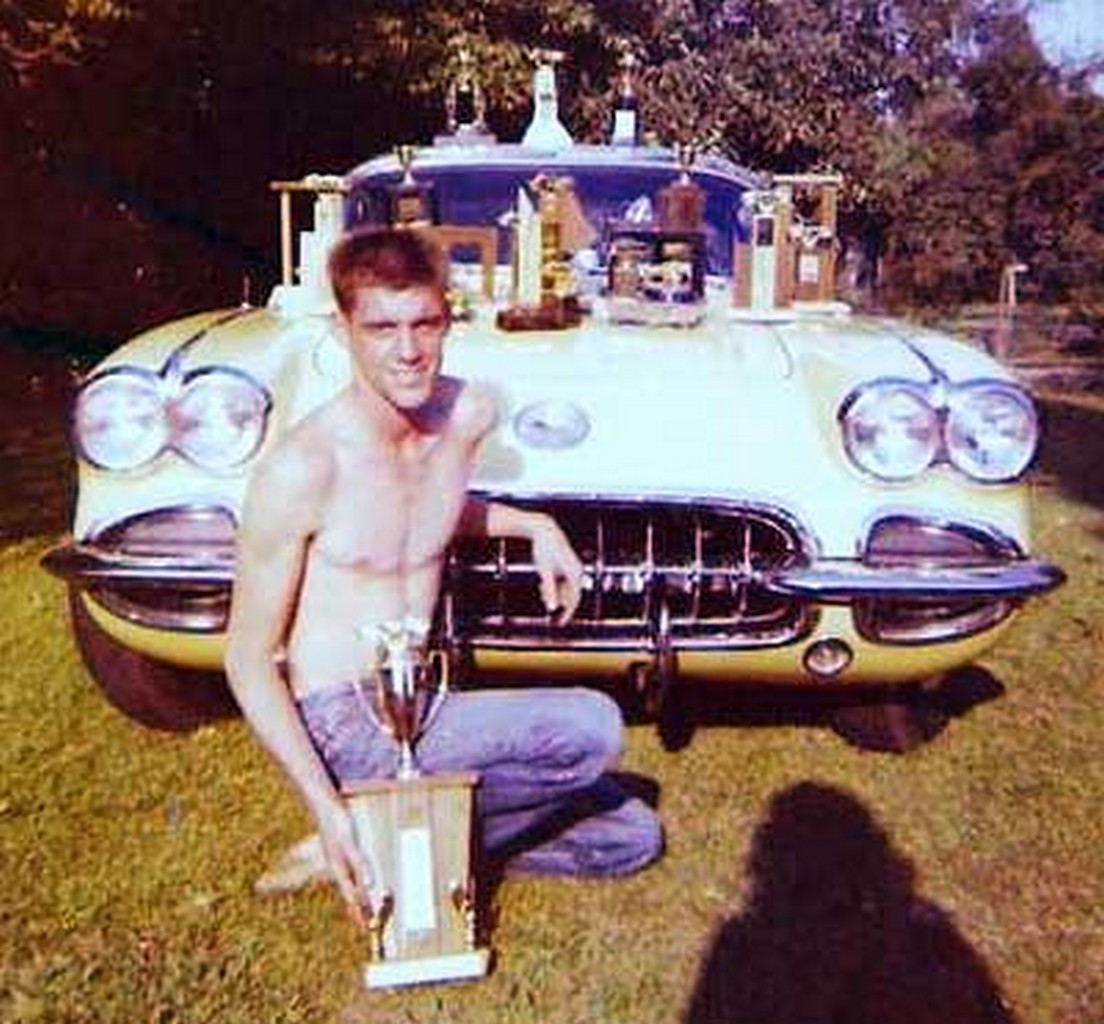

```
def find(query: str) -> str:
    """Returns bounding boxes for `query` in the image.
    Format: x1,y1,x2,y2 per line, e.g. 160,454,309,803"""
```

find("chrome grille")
443,499,812,650
855,516,1018,644
95,506,237,562
89,506,236,632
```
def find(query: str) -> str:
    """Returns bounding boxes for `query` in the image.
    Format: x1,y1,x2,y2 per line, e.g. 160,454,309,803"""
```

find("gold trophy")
342,619,489,988
445,43,488,137
387,145,437,227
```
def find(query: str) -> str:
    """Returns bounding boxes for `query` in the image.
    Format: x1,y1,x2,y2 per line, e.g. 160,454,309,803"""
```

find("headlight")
173,369,272,469
73,368,169,470
944,382,1037,482
74,365,271,471
839,381,939,481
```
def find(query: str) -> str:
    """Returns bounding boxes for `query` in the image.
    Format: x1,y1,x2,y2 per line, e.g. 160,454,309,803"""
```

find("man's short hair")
329,229,447,316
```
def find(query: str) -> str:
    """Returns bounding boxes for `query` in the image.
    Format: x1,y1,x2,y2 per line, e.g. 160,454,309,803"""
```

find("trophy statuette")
341,618,489,988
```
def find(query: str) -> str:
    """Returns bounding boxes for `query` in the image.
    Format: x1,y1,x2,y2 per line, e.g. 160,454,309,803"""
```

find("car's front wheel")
69,589,240,731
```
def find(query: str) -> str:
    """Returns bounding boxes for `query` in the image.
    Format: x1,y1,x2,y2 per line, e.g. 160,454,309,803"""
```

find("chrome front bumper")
42,537,1066,641
42,541,235,633
42,543,233,587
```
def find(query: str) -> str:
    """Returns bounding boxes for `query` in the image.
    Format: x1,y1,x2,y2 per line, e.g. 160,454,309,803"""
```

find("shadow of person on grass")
683,783,1018,1024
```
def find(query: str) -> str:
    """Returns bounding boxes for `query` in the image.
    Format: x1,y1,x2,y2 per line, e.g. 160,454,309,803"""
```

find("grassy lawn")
1,358,1101,1022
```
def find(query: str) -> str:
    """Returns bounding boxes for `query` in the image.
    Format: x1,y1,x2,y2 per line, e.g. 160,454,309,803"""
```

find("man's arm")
460,499,584,623
450,382,584,622
224,447,372,928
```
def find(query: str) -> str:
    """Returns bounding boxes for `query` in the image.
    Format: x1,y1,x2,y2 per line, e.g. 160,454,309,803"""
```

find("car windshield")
346,163,749,277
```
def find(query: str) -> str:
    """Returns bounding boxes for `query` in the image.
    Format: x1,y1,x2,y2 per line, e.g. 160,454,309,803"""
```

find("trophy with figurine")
341,618,489,989
387,145,438,228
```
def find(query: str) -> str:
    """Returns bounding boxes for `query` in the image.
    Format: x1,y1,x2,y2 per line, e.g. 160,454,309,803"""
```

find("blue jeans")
297,684,663,878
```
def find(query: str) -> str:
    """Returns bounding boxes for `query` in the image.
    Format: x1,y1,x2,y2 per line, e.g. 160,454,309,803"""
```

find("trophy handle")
429,648,450,694
415,649,450,741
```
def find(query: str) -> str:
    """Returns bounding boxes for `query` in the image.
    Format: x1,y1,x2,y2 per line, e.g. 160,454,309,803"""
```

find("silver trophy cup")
360,619,442,779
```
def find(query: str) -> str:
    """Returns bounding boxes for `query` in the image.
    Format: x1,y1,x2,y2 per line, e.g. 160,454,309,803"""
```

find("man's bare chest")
311,441,471,574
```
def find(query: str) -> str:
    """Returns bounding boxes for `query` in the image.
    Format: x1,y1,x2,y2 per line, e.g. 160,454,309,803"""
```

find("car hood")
439,307,1025,553
86,302,1029,555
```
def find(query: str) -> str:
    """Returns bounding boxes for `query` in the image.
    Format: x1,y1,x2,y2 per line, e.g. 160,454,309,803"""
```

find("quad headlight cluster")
74,366,272,471
839,379,1038,483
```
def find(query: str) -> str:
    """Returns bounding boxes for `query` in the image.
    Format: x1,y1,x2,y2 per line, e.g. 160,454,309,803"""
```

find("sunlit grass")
2,378,1101,1022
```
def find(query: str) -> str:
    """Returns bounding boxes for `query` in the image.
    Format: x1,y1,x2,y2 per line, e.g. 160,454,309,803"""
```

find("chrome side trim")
160,306,258,378
769,558,1065,600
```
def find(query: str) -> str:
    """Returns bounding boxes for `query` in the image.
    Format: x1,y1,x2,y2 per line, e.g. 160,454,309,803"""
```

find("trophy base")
342,772,489,990
364,948,491,989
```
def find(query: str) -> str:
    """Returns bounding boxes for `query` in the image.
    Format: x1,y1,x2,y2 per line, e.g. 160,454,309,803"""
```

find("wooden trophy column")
343,772,489,988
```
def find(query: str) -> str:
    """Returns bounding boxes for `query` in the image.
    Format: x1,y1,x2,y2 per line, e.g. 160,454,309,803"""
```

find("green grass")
2,378,1102,1022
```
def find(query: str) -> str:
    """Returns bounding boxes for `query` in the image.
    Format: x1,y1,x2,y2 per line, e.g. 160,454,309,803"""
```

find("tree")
964,7,1104,307
0,0,131,88
2,0,1102,338
563,0,1000,301
880,5,1104,310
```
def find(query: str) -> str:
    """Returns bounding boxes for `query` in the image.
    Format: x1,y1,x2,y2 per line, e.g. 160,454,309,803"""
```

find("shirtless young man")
225,229,661,927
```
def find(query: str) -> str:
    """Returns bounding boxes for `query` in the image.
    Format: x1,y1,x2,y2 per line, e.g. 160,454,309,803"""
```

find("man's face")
341,285,449,411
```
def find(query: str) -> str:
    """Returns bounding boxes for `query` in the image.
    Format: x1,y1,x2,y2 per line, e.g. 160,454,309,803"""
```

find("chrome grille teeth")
445,500,811,650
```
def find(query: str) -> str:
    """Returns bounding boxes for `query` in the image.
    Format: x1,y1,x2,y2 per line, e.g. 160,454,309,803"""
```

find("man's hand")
529,513,584,624
470,501,585,624
316,801,375,932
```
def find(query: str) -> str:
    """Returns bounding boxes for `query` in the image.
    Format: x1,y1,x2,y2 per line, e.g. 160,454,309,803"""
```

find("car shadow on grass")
610,666,1007,754
1036,395,1104,512
681,782,1019,1024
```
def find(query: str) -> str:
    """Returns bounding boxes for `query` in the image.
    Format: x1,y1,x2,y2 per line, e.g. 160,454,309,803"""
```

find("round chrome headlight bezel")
943,380,1039,483
73,367,171,471
839,379,942,481
172,367,272,470
839,377,1039,484
73,364,272,472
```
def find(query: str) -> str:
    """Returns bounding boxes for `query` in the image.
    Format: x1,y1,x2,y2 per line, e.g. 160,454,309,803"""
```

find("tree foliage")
0,0,131,89
1,0,1102,338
